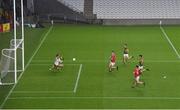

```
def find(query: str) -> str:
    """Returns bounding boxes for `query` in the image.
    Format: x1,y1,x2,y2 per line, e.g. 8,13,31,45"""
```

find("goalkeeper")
49,53,64,71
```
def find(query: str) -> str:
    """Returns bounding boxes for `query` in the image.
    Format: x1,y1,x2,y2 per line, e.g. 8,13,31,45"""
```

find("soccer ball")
163,76,167,79
73,58,76,61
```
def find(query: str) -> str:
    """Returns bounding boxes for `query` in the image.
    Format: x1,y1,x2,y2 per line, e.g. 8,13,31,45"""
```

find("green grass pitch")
1,24,180,109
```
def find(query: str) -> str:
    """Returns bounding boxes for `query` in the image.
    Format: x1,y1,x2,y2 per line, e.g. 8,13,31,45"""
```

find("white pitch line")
31,59,180,63
73,64,83,93
160,26,180,59
29,63,81,66
8,96,180,100
12,91,73,94
0,26,53,109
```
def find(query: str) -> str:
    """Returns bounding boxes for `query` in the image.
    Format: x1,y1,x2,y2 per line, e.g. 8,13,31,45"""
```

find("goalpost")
0,0,24,85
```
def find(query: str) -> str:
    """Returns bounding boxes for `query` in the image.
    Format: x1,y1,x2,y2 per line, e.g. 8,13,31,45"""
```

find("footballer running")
131,65,145,88
109,50,118,72
123,43,133,64
138,54,149,71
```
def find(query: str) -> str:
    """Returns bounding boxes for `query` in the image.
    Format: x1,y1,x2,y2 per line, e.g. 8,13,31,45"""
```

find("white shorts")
135,76,140,83
110,62,115,67
123,54,129,58
54,62,59,66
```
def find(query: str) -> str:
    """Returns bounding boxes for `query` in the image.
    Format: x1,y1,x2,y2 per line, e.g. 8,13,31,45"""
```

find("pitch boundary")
160,26,180,59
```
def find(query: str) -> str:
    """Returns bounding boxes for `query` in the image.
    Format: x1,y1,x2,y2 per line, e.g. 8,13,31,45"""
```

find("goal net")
0,0,24,85
0,39,23,85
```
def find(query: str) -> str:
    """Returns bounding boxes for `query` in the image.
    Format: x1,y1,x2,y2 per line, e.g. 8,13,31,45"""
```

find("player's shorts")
139,66,144,70
54,64,59,68
135,76,140,83
110,62,115,67
123,54,129,58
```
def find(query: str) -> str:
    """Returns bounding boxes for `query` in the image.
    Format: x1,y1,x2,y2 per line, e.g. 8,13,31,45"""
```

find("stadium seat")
93,0,180,19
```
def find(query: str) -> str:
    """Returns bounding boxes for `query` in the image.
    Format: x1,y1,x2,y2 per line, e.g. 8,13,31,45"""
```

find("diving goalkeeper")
49,53,64,71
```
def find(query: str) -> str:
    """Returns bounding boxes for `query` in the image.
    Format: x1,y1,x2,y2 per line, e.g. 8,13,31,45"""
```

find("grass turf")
1,24,180,109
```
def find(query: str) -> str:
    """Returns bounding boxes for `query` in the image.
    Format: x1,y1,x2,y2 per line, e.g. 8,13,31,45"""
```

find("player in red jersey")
132,65,145,88
109,51,118,72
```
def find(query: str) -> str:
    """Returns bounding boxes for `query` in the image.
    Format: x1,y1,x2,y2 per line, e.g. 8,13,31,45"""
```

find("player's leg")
50,64,58,72
132,79,137,88
56,64,62,71
58,64,64,70
49,64,56,71
123,55,127,64
109,62,112,72
60,64,64,68
111,62,118,71
124,54,132,64
111,62,115,69
137,81,145,86
136,76,142,85
136,76,145,86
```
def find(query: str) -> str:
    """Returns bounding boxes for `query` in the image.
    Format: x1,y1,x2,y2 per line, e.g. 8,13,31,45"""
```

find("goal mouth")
0,39,24,85
0,0,24,87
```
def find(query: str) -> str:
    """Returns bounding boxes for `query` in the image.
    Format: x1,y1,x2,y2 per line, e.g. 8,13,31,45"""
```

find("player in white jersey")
49,53,64,71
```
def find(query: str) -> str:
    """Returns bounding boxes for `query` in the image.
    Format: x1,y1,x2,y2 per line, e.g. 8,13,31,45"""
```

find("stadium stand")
33,0,87,23
93,0,180,19
0,0,13,24
57,0,84,13
58,0,180,19
58,0,180,25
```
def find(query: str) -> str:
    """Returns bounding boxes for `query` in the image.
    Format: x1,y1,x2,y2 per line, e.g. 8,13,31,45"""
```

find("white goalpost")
0,0,24,85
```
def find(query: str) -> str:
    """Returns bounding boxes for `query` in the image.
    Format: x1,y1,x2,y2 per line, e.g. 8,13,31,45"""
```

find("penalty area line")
73,64,83,93
29,63,81,66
